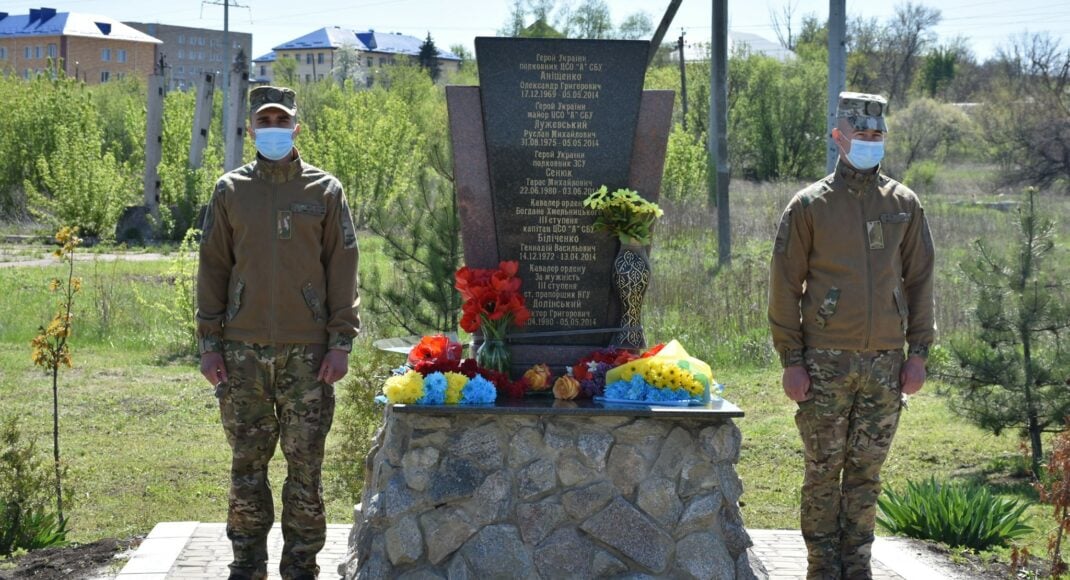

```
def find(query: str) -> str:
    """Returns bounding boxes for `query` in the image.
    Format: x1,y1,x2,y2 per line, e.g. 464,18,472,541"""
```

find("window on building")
101,70,110,82
305,73,311,82
176,66,184,76
259,65,266,76
367,57,373,67
318,53,324,64
34,46,42,59
306,53,312,64
0,47,7,60
24,47,31,59
117,49,127,63
102,48,111,61
178,34,185,44
178,49,184,59
48,44,57,58
317,74,323,80
379,57,385,66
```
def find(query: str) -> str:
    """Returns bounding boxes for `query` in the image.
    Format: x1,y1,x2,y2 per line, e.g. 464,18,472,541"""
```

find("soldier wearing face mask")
196,85,360,580
767,92,936,579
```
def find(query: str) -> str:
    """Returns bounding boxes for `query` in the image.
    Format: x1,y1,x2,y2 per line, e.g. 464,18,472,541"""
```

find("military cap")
249,85,297,116
836,91,887,132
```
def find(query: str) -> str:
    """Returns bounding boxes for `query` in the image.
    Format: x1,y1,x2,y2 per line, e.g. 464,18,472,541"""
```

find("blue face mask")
254,127,295,161
846,138,884,170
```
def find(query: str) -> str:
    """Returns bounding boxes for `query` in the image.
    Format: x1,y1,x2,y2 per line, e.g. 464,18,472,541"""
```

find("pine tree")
947,188,1070,477
362,172,461,334
418,33,442,82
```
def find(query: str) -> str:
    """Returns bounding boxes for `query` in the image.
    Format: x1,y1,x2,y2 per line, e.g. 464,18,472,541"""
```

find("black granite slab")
390,397,744,419
474,37,649,346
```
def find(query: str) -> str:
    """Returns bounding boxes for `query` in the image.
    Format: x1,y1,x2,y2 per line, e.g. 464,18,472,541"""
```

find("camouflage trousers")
795,348,904,580
217,340,335,580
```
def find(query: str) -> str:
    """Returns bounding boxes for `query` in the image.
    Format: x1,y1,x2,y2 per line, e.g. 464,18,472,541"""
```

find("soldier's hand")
200,352,228,386
900,355,926,395
782,365,812,402
318,349,350,385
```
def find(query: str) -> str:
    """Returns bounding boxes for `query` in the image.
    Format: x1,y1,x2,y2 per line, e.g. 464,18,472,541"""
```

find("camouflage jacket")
195,151,360,354
767,161,935,367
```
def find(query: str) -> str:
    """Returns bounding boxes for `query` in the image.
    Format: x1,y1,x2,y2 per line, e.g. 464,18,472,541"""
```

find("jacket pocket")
224,278,245,323
301,282,326,323
893,286,909,334
814,287,840,329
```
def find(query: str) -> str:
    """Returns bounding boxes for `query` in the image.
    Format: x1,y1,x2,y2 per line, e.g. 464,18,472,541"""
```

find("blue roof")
273,27,365,51
0,8,160,43
357,30,460,61
273,27,459,61
252,51,276,63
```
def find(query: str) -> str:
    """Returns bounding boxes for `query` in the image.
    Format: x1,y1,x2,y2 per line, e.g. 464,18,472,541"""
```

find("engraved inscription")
476,38,647,341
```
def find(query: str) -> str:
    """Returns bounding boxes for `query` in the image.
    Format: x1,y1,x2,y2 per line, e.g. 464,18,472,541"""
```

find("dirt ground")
0,538,137,580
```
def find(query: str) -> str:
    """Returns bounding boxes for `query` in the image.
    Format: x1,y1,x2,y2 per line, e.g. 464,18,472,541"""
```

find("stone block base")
342,404,760,579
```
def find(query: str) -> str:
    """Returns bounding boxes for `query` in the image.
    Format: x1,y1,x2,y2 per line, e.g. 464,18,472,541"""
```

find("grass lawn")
0,342,363,543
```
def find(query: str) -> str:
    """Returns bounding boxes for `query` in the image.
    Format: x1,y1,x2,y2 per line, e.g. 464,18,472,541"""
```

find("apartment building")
0,7,160,84
252,26,461,85
125,22,252,90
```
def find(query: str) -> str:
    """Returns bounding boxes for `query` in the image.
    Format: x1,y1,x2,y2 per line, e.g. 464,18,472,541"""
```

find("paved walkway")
114,522,971,579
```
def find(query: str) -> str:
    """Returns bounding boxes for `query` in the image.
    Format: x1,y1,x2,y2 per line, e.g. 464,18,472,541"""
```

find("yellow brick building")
0,7,161,84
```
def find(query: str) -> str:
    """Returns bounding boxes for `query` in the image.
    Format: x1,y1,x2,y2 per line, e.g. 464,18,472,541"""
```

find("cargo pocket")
224,279,245,323
814,287,840,329
893,286,909,334
301,282,326,323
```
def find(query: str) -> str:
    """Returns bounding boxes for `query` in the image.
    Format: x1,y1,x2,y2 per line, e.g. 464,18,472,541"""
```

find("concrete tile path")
115,523,970,579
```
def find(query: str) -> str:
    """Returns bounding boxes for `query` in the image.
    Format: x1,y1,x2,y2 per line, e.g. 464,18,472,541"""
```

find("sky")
5,0,1069,62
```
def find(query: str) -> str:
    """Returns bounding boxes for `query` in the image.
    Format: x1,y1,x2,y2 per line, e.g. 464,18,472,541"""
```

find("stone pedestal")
341,400,762,579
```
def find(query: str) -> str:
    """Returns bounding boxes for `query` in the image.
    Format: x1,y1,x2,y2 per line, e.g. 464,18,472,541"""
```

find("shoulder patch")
339,199,357,249
774,209,792,254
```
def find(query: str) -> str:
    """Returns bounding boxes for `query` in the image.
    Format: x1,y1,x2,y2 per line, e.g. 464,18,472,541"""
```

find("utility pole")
827,0,846,173
678,31,688,131
202,0,247,165
142,57,166,211
710,0,731,266
225,49,249,171
222,0,230,145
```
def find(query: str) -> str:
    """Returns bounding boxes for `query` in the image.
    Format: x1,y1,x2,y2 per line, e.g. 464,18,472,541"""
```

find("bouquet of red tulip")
454,261,531,373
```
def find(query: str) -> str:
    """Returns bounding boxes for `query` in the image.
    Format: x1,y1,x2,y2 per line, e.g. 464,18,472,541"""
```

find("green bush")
0,416,67,556
24,124,137,239
661,127,708,202
326,348,392,505
903,160,940,191
877,477,1032,550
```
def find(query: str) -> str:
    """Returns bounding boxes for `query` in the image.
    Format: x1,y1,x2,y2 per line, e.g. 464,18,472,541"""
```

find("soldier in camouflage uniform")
197,86,360,580
767,92,935,579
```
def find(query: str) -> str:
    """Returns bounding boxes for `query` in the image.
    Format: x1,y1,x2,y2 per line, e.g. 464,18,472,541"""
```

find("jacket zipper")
270,181,278,344
859,192,872,349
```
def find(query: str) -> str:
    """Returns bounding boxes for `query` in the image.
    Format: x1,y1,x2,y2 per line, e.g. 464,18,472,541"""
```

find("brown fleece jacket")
768,162,935,367
196,152,360,353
